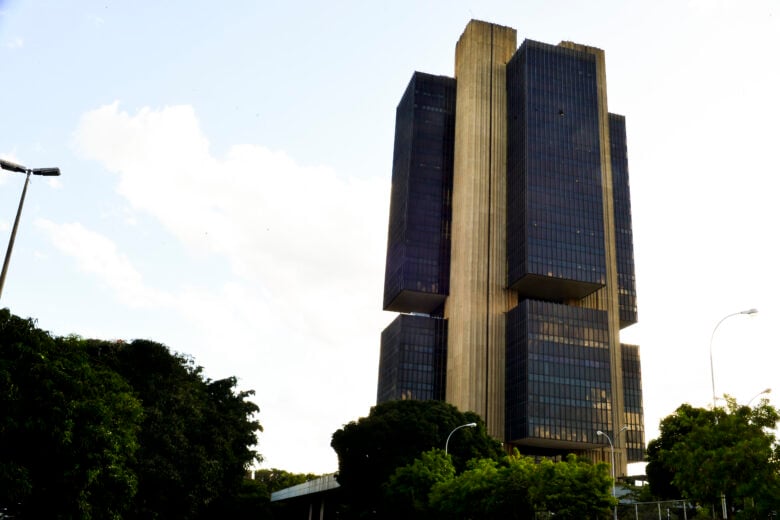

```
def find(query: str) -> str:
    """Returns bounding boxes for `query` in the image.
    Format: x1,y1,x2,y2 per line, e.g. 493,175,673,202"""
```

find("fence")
618,500,703,520
533,501,704,520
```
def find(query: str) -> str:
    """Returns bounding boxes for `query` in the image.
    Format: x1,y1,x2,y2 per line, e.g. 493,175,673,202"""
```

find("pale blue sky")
1,0,778,474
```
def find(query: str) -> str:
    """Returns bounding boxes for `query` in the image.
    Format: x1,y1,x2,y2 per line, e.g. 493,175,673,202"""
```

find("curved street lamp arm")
709,309,757,407
747,388,771,407
445,422,477,455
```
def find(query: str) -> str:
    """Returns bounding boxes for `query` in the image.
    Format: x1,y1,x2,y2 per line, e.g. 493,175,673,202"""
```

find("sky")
1,0,778,475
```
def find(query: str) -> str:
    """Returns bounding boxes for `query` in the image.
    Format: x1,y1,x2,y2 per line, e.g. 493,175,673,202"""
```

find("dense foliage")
215,468,319,520
252,468,319,496
331,399,503,518
331,399,613,519
532,454,614,519
384,448,456,517
0,310,142,519
646,398,780,518
390,450,613,520
0,309,262,519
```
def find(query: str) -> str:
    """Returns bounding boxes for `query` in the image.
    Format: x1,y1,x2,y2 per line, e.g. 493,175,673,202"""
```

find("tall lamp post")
597,426,627,520
445,422,476,455
747,388,771,407
708,308,758,519
709,308,758,408
0,158,61,299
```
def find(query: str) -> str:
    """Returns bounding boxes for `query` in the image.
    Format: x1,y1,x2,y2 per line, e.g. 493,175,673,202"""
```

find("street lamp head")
0,158,62,300
0,159,27,173
711,308,760,409
31,167,61,176
445,422,479,454
1,160,61,177
747,388,772,406
596,430,604,436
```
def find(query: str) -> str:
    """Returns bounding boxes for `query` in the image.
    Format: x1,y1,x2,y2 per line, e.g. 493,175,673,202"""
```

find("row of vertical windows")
621,343,645,461
506,300,613,443
377,314,447,403
507,40,606,295
383,73,455,312
610,113,638,327
527,424,606,444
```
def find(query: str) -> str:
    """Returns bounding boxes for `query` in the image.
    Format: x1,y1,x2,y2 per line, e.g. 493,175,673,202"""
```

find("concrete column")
446,20,517,439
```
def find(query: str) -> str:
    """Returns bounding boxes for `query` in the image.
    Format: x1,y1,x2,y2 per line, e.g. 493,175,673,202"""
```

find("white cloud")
4,37,23,49
69,102,392,472
35,219,173,309
87,14,105,26
73,102,390,344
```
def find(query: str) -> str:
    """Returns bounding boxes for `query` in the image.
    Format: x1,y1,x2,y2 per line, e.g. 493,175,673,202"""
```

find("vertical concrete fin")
446,20,517,439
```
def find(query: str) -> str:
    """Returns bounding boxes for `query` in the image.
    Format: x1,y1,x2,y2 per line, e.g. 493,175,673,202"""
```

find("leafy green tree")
428,453,539,519
330,399,502,518
0,310,143,519
207,470,317,520
87,339,263,519
214,478,274,520
646,403,710,499
429,457,504,518
495,453,537,518
252,467,319,495
428,452,609,519
0,311,263,519
646,398,780,517
532,454,613,519
384,448,455,518
250,469,321,520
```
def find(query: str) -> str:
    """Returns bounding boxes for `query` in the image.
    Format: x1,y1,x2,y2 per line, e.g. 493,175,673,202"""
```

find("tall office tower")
378,20,644,475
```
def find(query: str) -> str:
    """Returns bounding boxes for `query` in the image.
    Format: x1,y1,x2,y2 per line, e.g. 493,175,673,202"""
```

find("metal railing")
618,500,698,520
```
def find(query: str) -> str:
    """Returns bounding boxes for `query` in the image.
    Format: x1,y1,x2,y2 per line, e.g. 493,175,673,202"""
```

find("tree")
252,468,319,496
0,310,143,519
429,457,505,518
0,310,263,519
209,469,319,520
532,454,613,519
330,399,503,518
421,451,613,519
87,339,263,519
427,452,611,519
428,454,541,519
645,404,708,499
646,398,780,517
384,448,455,518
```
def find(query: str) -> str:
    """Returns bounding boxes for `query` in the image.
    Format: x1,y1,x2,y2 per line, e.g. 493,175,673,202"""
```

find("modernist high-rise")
377,20,644,475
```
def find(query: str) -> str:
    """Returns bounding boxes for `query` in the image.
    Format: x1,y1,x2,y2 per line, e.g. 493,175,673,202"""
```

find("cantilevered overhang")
383,289,446,314
510,273,604,302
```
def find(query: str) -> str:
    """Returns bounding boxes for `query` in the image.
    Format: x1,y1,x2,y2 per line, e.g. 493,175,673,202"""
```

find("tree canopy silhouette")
646,398,780,517
0,309,262,519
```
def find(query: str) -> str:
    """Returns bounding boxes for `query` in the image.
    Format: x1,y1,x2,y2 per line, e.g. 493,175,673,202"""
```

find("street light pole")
597,430,617,520
709,309,758,408
0,159,61,299
747,388,771,407
708,308,757,520
445,422,476,455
